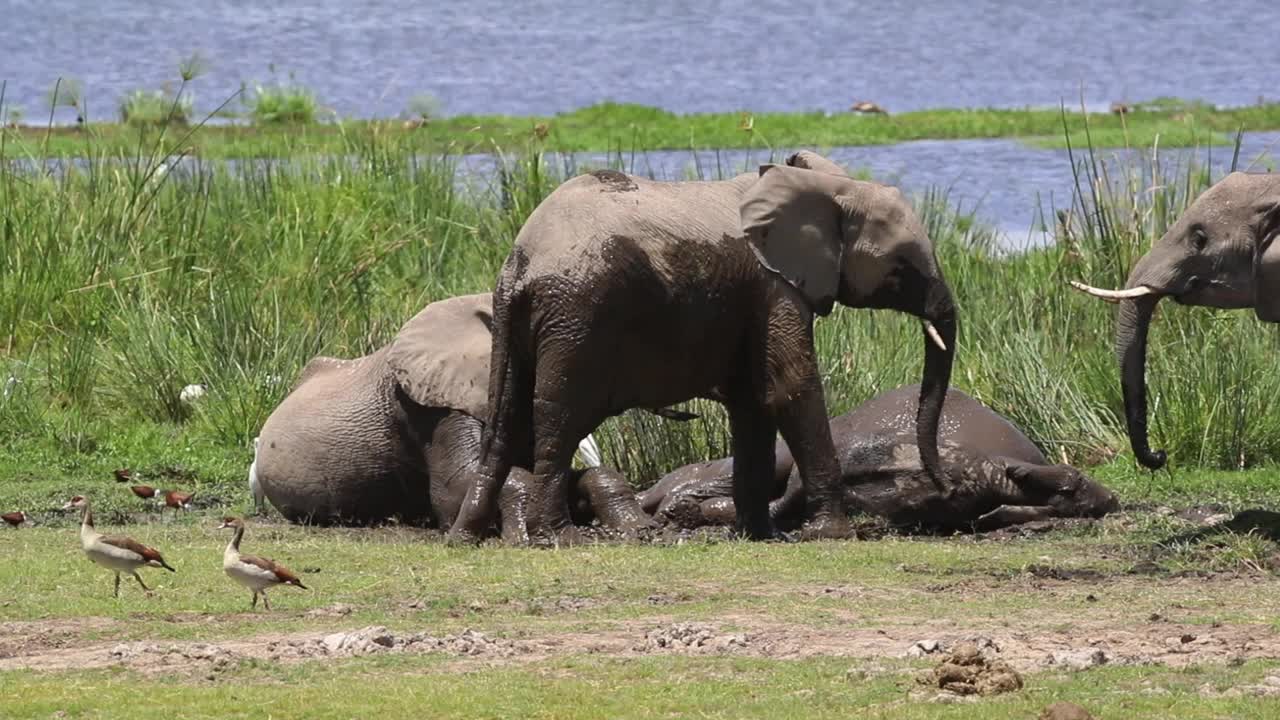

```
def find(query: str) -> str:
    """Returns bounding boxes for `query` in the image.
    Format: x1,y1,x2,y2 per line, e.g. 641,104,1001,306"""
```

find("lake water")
3,0,1278,234
3,0,1277,120
454,131,1280,243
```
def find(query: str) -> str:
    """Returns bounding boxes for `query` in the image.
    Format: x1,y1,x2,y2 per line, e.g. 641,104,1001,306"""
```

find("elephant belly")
847,477,1001,531
833,385,1046,465
529,234,761,417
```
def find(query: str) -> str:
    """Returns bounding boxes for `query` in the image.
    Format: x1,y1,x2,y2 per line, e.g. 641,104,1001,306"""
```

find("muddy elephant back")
835,385,1045,464
257,347,430,524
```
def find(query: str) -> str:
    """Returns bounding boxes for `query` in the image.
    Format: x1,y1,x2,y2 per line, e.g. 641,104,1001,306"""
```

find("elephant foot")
734,516,777,542
530,523,583,548
797,514,853,541
444,526,486,547
499,519,531,546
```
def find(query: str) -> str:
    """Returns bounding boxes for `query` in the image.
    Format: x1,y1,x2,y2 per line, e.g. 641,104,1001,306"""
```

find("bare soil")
4,574,1278,678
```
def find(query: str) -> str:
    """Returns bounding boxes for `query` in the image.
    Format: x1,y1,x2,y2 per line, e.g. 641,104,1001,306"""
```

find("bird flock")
53,494,308,609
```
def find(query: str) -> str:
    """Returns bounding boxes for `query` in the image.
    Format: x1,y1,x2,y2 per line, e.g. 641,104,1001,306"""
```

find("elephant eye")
1191,227,1209,251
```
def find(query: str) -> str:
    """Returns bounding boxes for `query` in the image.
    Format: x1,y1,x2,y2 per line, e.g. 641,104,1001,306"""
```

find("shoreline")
3,99,1277,159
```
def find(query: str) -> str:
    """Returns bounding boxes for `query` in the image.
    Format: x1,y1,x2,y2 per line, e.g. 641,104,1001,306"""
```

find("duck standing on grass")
218,517,307,610
63,495,176,598
2,511,27,528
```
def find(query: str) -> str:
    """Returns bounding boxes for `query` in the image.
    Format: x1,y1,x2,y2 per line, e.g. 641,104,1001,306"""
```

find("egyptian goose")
114,468,134,483
218,517,307,610
2,511,27,528
248,436,265,513
62,496,175,597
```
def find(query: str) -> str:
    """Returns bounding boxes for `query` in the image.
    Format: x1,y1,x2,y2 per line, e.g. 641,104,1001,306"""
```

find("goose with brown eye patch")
62,495,176,598
217,516,308,611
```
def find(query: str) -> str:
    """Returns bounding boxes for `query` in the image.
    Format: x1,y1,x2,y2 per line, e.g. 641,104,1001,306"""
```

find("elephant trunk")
1116,294,1167,469
915,281,956,486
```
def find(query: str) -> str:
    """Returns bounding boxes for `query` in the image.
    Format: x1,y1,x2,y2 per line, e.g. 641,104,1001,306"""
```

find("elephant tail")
479,263,533,472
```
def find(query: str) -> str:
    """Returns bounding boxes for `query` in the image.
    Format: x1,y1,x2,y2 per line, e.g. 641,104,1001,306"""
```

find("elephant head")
739,162,957,483
1005,462,1120,518
1072,172,1280,469
257,293,494,524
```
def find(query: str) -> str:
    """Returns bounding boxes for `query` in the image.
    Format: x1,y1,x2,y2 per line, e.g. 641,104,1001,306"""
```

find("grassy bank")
2,122,1279,499
4,507,1280,718
5,98,1280,159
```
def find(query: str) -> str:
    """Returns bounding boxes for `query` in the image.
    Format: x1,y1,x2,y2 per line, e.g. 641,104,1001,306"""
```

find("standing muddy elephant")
641,385,1118,532
450,151,957,544
1072,172,1280,469
255,293,650,541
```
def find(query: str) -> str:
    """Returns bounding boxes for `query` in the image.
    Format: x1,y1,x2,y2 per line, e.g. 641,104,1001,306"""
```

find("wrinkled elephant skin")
645,385,1119,532
255,293,649,538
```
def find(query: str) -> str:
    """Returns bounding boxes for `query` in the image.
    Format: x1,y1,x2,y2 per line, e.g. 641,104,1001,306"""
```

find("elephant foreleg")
775,381,850,540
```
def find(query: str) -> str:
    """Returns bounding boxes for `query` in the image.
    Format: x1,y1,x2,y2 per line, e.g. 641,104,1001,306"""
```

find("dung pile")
916,641,1023,697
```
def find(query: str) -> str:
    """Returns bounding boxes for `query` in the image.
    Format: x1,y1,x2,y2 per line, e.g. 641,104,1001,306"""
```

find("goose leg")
113,573,121,598
251,592,258,610
262,592,271,611
132,572,150,592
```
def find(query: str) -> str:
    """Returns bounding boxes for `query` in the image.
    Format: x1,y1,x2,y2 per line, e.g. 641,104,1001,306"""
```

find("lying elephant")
639,385,1119,532
255,293,650,541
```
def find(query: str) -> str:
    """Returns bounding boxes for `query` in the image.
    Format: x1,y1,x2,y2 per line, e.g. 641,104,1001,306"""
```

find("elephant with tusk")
254,293,651,542
1070,171,1280,469
449,150,956,545
639,384,1119,533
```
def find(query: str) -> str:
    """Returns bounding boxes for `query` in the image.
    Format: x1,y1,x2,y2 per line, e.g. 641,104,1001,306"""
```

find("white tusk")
923,321,947,352
1068,280,1157,303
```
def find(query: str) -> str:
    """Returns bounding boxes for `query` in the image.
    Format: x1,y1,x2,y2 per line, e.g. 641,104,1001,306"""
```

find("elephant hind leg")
528,395,599,541
573,467,652,533
726,402,778,540
498,468,534,545
447,301,535,543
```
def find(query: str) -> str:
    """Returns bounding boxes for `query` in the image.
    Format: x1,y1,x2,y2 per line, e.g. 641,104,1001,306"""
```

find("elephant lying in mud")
639,385,1119,532
255,293,650,542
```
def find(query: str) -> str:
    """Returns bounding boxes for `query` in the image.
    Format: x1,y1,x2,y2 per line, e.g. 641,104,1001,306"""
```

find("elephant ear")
386,293,494,418
785,150,849,177
1252,187,1280,322
740,163,849,315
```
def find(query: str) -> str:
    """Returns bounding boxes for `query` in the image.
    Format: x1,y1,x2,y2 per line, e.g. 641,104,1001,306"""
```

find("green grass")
4,98,1280,158
4,512,1280,718
4,656,1279,719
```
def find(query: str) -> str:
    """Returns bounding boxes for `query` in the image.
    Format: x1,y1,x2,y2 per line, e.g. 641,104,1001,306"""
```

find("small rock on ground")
637,623,751,654
1048,648,1109,671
